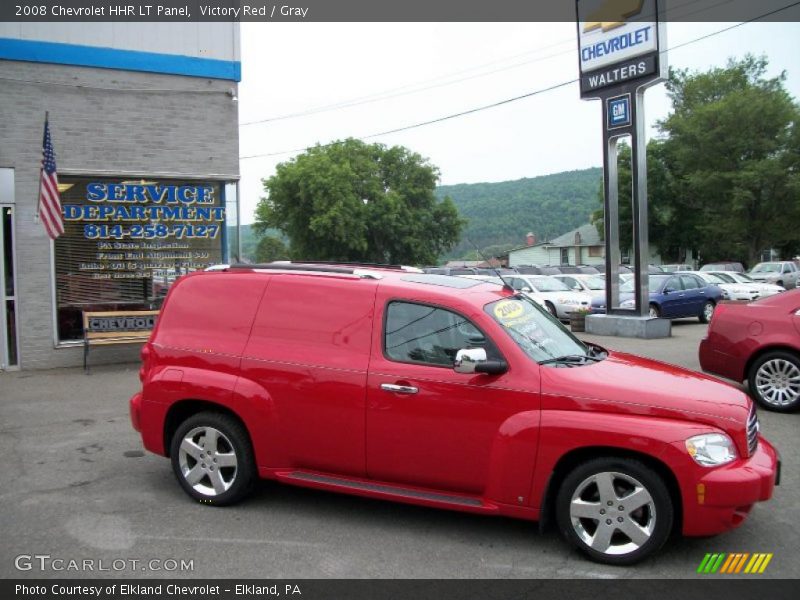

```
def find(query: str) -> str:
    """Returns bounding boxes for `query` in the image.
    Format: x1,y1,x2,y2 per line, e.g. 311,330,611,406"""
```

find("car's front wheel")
748,350,800,412
545,301,557,317
649,304,660,319
555,457,673,565
170,411,256,505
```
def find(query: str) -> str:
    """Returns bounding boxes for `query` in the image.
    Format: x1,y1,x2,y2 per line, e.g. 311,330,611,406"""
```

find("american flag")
38,116,65,239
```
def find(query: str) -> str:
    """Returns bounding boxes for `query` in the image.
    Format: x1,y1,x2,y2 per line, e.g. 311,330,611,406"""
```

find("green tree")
255,138,464,264
254,235,289,263
658,55,800,265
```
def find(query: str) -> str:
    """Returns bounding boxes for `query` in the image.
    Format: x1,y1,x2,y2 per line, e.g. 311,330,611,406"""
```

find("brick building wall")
0,60,238,369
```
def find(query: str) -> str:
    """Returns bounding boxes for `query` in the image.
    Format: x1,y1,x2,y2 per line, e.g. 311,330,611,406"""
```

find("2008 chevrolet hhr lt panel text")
130,263,779,565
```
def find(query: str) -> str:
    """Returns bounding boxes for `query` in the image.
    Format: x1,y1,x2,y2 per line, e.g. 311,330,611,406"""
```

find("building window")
588,246,603,257
560,247,569,265
54,176,231,342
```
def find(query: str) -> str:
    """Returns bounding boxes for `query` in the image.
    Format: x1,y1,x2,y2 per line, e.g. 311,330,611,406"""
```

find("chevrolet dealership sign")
576,0,665,98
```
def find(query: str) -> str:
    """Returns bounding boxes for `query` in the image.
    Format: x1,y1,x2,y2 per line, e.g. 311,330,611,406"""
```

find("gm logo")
583,0,644,33
607,94,631,129
697,553,774,574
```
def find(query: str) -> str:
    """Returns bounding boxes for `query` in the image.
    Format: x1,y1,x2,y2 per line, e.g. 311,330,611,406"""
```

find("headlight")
559,298,579,305
685,433,737,466
731,288,748,294
721,290,731,299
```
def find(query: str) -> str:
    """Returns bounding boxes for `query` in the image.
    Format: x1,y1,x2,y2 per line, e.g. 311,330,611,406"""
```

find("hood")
536,291,591,303
749,272,780,281
540,350,750,436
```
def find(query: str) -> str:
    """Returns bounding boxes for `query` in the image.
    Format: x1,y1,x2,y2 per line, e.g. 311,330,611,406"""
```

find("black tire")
699,300,715,324
169,411,256,506
648,303,661,318
545,301,557,317
555,457,673,565
748,350,800,412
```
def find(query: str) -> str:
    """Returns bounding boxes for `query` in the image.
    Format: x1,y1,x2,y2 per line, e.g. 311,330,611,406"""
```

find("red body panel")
132,267,779,537
699,289,800,382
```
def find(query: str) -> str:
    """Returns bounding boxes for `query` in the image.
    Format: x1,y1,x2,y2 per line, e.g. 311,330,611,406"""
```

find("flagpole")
35,111,49,224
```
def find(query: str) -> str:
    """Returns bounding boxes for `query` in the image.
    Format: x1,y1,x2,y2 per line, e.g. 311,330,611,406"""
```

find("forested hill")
437,167,602,258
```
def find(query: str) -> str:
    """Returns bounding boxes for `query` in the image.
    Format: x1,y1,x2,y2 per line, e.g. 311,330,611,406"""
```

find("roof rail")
280,260,411,271
230,263,354,274
228,263,385,279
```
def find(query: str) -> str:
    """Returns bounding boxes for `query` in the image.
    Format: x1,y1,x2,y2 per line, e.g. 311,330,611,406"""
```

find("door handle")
380,383,419,394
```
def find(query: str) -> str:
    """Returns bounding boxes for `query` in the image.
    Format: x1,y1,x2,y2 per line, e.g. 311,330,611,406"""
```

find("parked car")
700,288,800,412
459,275,547,309
130,262,778,565
662,264,694,272
552,273,607,300
700,262,745,273
748,261,800,289
591,273,724,322
704,270,785,298
685,271,760,302
504,274,592,319
514,265,563,276
557,265,601,275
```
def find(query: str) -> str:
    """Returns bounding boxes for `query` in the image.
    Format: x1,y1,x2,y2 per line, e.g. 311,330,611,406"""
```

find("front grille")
747,405,759,456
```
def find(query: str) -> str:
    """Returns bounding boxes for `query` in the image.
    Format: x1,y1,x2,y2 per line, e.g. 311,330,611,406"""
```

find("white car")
552,273,607,300
705,270,785,298
505,275,592,319
684,271,759,302
459,275,548,310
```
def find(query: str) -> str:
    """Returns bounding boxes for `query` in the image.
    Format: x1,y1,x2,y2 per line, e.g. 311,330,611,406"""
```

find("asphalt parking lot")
0,320,796,579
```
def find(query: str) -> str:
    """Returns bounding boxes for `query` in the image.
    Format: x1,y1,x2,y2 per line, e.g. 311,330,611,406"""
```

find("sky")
236,20,800,225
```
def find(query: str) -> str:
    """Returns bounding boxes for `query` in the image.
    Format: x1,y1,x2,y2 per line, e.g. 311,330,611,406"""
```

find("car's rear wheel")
648,304,660,318
170,411,256,505
699,300,715,323
748,350,800,412
555,457,673,565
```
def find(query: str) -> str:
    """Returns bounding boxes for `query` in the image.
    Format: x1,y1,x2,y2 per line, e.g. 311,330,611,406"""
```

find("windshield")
730,273,754,283
582,276,606,290
620,274,670,293
701,273,725,284
751,263,781,273
485,296,587,363
528,277,570,292
713,272,736,283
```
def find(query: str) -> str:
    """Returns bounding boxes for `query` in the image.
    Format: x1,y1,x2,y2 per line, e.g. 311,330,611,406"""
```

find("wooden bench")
82,310,159,372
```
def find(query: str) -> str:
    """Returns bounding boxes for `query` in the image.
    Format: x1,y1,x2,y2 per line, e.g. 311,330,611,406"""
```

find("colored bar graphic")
697,552,772,574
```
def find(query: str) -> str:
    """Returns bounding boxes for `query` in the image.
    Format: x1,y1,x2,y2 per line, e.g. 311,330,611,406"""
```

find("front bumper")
681,436,780,536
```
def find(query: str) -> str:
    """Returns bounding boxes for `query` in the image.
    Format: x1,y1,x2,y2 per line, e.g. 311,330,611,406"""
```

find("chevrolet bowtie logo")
583,0,645,33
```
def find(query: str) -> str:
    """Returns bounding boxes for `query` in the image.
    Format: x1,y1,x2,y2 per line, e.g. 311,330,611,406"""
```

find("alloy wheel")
178,426,238,496
568,471,657,556
755,358,800,408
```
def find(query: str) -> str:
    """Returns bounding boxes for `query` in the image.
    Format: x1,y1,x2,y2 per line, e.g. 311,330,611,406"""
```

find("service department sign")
576,0,665,98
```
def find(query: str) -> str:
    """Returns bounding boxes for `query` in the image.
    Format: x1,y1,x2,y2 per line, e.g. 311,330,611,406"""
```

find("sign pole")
576,0,668,337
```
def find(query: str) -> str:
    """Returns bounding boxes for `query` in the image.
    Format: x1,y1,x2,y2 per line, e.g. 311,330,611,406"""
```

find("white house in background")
507,223,661,268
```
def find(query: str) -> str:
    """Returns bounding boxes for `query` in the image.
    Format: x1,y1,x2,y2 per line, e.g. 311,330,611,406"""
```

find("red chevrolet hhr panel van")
130,263,779,565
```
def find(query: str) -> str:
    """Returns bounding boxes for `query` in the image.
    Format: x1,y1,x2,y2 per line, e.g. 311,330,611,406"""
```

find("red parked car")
130,263,779,565
700,289,800,412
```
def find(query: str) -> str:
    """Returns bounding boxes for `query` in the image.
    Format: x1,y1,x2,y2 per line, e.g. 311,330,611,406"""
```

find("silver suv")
748,261,800,289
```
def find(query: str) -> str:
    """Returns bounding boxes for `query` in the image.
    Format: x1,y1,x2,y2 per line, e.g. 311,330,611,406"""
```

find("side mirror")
454,348,508,375
454,348,486,373
663,288,673,294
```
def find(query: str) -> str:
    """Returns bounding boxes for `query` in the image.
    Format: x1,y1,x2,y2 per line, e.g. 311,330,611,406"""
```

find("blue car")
590,273,724,322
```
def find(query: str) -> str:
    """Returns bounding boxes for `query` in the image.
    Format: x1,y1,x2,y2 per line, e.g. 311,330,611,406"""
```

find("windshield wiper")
539,354,602,366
